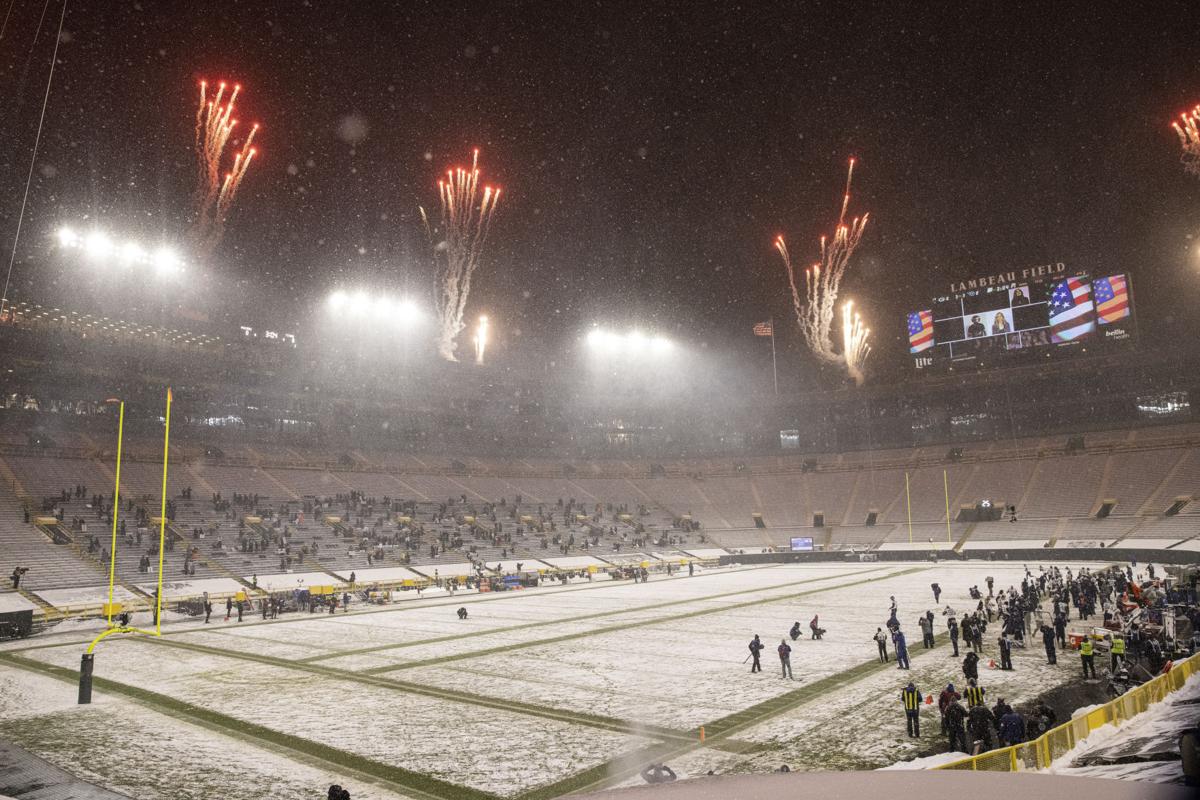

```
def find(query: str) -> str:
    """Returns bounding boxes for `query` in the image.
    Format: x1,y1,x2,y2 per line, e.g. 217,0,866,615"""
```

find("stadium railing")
934,649,1200,772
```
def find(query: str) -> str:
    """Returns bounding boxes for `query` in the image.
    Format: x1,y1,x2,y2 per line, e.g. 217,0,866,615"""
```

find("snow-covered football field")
0,560,1121,800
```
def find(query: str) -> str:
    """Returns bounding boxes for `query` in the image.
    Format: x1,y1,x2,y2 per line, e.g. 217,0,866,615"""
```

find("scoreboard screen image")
905,270,1134,370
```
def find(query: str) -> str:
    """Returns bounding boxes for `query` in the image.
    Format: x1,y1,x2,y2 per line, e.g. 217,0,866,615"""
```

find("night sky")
3,1,1200,383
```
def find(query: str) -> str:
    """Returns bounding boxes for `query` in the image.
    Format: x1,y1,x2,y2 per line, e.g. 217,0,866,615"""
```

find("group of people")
748,615,827,680
897,562,1194,758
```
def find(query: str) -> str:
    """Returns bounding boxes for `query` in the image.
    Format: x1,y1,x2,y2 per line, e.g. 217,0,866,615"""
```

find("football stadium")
0,3,1198,800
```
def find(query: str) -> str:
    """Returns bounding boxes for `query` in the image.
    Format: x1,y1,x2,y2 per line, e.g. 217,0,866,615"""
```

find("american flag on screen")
753,320,774,337
1093,274,1130,324
1048,276,1096,342
907,310,934,353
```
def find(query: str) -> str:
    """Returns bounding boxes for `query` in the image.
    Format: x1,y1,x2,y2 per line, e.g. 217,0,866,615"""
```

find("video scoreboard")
906,263,1134,370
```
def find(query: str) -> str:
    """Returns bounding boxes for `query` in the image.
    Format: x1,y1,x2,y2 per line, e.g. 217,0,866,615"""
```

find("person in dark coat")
931,582,942,603
938,683,960,733
967,704,997,753
962,651,980,682
944,700,969,752
789,621,802,641
1041,624,1057,664
998,708,1025,747
749,634,764,673
998,634,1013,670
893,629,910,670
948,617,960,657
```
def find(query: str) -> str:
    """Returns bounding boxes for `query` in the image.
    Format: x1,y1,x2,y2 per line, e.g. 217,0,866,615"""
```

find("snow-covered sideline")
879,752,969,770
1044,671,1200,783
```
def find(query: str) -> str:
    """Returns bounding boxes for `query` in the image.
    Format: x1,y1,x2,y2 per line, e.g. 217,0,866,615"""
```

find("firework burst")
841,299,871,385
192,80,259,253
1173,105,1200,177
774,158,870,378
420,149,502,362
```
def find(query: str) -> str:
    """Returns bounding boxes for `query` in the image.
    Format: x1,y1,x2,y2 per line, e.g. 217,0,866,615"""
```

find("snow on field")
0,666,421,800
0,559,1137,798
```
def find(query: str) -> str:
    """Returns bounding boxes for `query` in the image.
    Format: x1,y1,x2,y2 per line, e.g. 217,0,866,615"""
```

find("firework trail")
420,149,502,361
1174,105,1200,177
192,80,259,253
474,314,490,364
774,158,870,375
841,299,871,385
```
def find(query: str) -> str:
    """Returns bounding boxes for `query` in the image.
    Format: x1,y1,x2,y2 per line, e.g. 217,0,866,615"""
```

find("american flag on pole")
1093,274,1130,324
907,310,934,353
1048,276,1096,342
753,320,774,337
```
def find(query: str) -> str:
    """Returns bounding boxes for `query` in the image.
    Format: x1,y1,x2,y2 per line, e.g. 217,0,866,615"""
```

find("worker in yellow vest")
900,681,923,738
1080,637,1096,679
1110,636,1126,672
964,678,986,708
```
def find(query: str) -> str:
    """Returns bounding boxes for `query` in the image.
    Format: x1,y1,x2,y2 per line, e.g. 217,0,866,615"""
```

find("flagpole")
769,317,778,396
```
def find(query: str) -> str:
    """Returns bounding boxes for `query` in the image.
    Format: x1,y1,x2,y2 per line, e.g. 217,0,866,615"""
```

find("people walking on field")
875,627,890,663
1109,634,1126,672
1041,624,1057,664
938,683,961,734
948,616,960,657
931,582,942,603
919,614,935,649
225,596,233,621
749,634,764,673
944,699,969,752
893,628,910,670
778,639,794,679
962,651,980,683
1080,637,1096,679
900,681,923,737
998,634,1013,670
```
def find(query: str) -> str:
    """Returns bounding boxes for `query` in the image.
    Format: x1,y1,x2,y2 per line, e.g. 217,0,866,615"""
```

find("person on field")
778,639,794,679
749,634,764,673
900,681,923,738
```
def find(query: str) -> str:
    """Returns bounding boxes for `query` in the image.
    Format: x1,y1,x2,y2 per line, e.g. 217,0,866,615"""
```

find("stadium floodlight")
328,290,348,310
57,223,188,277
350,290,370,315
396,298,420,326
120,241,145,264
153,247,181,275
585,326,675,357
84,231,113,260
